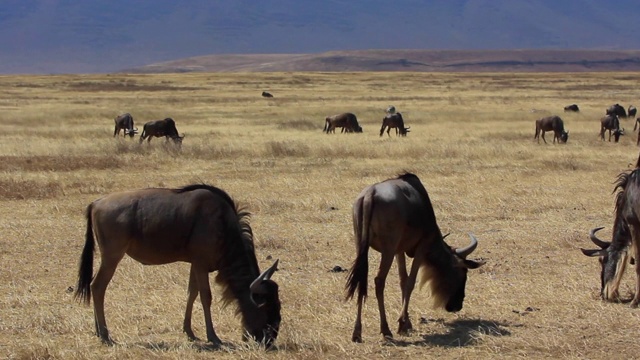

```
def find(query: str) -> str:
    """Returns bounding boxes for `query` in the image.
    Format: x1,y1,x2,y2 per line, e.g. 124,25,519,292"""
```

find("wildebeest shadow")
385,319,513,348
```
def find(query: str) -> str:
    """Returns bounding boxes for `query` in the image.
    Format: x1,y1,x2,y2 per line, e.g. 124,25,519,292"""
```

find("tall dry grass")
1,71,640,359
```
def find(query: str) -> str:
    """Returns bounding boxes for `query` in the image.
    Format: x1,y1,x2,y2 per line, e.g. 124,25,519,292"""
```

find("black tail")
323,118,329,133
75,203,95,305
345,194,373,303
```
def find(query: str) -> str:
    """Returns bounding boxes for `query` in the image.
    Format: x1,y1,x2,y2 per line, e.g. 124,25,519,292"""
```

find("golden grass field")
1,71,640,359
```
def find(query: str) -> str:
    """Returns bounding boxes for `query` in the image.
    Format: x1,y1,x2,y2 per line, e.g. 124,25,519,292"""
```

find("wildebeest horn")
589,227,610,249
250,259,279,294
455,233,478,259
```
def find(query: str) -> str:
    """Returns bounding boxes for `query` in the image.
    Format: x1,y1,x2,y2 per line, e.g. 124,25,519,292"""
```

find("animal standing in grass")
323,113,363,134
534,115,568,144
345,173,483,342
113,113,138,138
379,112,410,137
600,114,624,142
581,168,640,306
139,117,184,145
564,104,580,112
75,184,281,347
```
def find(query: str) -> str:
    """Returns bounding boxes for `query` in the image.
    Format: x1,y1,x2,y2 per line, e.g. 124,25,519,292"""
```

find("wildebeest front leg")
631,233,640,308
397,255,419,335
541,131,547,144
375,253,394,339
183,265,200,341
194,267,222,346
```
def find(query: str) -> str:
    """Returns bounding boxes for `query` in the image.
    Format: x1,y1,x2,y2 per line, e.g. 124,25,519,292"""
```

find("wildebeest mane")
175,184,260,311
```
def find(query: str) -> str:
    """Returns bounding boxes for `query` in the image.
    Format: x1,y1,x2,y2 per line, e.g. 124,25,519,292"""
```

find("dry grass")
1,71,640,359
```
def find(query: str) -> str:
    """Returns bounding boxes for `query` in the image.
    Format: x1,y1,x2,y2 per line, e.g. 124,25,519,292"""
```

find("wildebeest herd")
78,101,639,350
537,103,640,145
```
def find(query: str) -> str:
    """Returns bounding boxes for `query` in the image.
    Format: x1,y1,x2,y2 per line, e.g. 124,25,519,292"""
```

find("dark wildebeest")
629,105,637,119
323,113,363,134
379,112,410,137
75,184,281,347
564,104,580,112
262,91,274,98
607,104,627,118
581,168,640,306
534,116,569,144
600,114,624,142
345,173,483,342
139,118,184,145
113,113,138,138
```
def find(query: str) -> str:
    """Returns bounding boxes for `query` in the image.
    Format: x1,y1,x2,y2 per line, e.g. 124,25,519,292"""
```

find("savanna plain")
2,71,640,360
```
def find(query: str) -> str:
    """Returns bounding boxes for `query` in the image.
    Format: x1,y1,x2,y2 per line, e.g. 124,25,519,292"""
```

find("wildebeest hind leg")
183,265,200,341
91,256,124,345
375,253,394,339
631,232,640,308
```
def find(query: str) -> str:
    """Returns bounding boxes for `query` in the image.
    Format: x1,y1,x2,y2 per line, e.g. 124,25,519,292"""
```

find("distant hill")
0,1,639,74
125,50,640,73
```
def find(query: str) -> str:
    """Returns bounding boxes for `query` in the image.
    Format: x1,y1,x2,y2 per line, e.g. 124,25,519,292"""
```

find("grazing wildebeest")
139,118,184,145
629,105,637,119
607,104,627,118
345,173,483,342
262,91,274,98
75,184,281,347
534,115,569,144
379,112,410,137
113,113,138,138
323,113,363,134
600,114,624,142
581,169,640,306
564,104,580,112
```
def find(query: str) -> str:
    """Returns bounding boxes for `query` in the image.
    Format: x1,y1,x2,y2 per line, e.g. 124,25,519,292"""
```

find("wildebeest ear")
580,248,606,257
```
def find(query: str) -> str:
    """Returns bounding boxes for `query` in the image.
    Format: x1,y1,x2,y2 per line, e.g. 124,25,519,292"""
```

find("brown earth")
124,49,640,73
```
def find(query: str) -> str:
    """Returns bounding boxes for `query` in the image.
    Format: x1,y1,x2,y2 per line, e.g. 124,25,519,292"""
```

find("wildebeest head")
245,260,281,347
430,234,484,313
581,226,630,301
560,130,569,143
614,128,625,142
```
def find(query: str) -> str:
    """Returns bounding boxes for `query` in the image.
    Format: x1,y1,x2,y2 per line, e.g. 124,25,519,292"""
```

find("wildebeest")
607,104,627,118
345,173,483,342
323,113,363,134
262,91,273,98
564,104,580,112
139,118,184,145
600,114,624,142
581,169,640,306
534,115,569,144
113,113,138,138
75,184,281,347
379,112,410,137
629,105,637,119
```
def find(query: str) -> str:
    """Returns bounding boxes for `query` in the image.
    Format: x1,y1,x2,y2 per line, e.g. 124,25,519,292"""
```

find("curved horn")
250,259,279,294
455,233,478,259
589,227,610,249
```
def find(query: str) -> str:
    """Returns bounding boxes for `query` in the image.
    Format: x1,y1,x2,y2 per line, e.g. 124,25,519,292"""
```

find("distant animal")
629,105,637,119
345,173,483,342
262,91,274,98
600,114,624,142
564,104,580,112
323,113,363,134
581,169,640,306
74,184,281,347
113,113,138,138
379,112,410,137
139,118,184,145
534,115,569,144
607,104,627,118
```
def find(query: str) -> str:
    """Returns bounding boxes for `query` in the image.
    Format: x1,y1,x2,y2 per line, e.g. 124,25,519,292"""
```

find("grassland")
1,71,640,359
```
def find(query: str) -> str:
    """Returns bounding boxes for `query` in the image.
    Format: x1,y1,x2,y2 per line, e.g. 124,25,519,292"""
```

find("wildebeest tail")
323,117,329,133
75,203,95,305
345,192,373,302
